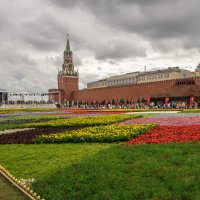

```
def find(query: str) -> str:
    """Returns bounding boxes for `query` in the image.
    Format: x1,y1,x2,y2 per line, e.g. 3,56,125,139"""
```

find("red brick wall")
72,77,200,102
58,75,79,103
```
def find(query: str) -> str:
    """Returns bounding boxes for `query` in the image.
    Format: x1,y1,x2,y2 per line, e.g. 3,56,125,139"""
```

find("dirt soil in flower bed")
0,127,81,144
127,125,200,145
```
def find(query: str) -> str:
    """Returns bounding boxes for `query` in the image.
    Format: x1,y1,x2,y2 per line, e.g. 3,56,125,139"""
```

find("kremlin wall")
49,37,200,106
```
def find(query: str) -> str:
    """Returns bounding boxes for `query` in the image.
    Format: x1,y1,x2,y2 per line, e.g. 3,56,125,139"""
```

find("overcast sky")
0,0,200,93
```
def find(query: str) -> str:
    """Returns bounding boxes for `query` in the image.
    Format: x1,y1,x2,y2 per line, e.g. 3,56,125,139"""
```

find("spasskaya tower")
49,35,79,104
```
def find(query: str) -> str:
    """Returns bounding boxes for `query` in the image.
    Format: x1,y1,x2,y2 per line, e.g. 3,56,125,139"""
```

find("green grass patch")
0,143,200,200
0,124,23,131
0,115,72,125
0,114,69,121
181,109,200,113
34,124,155,143
0,115,72,130
0,108,58,114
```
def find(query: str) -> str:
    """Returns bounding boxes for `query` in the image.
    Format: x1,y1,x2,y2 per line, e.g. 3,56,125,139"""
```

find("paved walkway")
0,128,35,136
0,174,28,200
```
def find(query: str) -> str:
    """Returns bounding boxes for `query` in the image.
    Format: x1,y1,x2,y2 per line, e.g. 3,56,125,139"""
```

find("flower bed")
122,115,200,126
88,108,182,112
0,127,80,144
26,114,143,128
127,125,200,144
34,124,155,143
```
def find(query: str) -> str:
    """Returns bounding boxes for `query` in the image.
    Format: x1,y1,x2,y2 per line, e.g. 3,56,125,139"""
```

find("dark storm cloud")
48,0,200,50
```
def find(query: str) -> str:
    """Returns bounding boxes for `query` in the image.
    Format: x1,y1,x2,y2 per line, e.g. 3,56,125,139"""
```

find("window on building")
175,79,195,85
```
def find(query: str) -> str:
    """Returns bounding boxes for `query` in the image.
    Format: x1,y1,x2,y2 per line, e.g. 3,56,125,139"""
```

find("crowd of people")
61,100,199,109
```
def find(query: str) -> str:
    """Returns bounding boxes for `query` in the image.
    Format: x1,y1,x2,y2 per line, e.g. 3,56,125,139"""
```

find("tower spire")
66,34,70,51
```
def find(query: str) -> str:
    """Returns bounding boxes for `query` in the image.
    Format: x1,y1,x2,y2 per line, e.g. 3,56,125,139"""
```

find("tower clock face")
68,64,72,70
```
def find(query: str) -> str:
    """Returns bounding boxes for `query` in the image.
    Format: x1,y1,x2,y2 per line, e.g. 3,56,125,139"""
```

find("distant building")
0,89,8,104
195,63,200,76
87,67,195,89
49,37,200,106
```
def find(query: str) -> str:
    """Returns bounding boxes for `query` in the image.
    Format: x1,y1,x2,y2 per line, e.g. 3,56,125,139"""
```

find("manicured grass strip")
0,124,23,131
34,124,155,143
0,114,71,121
0,144,110,179
0,108,58,114
181,109,200,113
0,115,72,125
0,143,200,200
25,114,143,128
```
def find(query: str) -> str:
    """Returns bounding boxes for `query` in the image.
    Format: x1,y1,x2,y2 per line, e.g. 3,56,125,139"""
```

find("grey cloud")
79,71,104,88
0,47,36,66
0,45,56,92
95,39,146,60
47,0,200,51
1,0,200,92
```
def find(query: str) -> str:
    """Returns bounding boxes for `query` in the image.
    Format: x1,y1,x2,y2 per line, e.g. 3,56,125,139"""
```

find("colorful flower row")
88,108,182,112
127,125,200,144
121,115,200,126
34,124,155,143
26,114,143,128
0,165,44,200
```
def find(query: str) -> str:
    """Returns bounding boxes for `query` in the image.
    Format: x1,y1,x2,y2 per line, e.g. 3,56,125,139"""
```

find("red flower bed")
127,125,200,145
59,109,125,115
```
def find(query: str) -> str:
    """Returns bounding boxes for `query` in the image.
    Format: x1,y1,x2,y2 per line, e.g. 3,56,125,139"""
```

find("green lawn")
0,143,200,200
181,109,200,113
0,124,23,131
0,114,69,121
0,108,58,114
